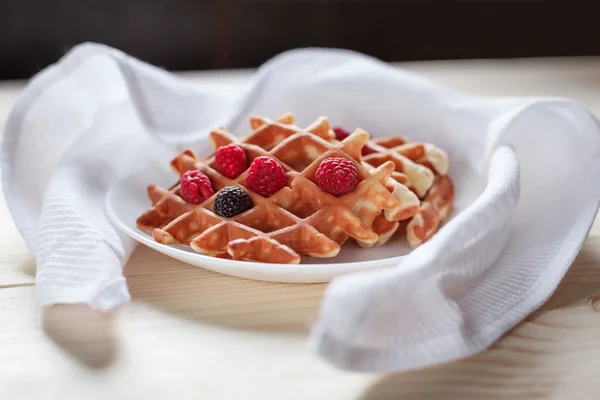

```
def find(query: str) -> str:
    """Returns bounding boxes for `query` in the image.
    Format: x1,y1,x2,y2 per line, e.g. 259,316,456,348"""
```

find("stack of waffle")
136,113,454,264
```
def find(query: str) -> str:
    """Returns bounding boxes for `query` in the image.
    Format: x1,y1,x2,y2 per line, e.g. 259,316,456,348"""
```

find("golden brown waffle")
249,115,421,248
405,174,454,247
355,135,455,248
137,115,415,264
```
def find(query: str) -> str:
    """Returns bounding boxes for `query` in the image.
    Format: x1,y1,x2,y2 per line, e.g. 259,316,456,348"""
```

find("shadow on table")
43,304,119,369
355,355,548,400
123,246,327,334
17,254,36,278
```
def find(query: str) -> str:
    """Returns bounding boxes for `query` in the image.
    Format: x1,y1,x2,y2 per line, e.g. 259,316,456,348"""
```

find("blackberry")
214,186,253,217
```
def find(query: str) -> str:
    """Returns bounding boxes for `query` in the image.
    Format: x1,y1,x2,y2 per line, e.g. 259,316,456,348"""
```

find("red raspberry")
333,126,375,156
333,126,350,141
362,145,376,156
246,156,287,197
180,170,214,204
215,144,247,179
315,157,358,196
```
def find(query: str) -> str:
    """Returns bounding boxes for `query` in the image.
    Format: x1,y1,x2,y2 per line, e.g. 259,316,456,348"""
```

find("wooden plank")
124,247,327,330
0,285,376,399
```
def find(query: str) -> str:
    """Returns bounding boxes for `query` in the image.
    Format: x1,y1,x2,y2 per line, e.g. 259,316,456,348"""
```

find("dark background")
0,0,597,80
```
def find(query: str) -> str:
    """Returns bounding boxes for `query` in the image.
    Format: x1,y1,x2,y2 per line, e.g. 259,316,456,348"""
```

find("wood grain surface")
2,57,600,400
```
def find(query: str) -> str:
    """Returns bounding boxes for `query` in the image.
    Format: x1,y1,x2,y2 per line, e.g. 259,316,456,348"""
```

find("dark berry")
214,186,253,217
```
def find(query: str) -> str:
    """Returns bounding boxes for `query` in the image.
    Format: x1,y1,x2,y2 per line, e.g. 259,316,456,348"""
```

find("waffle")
249,115,421,247
357,134,455,248
136,115,418,264
405,174,454,247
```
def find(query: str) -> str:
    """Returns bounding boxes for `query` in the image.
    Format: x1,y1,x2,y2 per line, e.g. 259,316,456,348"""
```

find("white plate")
105,147,458,283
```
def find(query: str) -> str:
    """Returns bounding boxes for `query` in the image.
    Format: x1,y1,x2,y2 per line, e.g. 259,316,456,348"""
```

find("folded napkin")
3,43,600,373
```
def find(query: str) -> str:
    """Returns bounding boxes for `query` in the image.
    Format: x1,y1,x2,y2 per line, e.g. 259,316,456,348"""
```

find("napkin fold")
3,43,600,373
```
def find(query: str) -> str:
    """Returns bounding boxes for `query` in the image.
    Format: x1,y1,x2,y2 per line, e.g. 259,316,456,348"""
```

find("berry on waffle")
137,114,412,263
330,126,455,248
137,112,454,262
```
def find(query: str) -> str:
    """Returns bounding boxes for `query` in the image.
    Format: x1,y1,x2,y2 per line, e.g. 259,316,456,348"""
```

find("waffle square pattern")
136,113,454,263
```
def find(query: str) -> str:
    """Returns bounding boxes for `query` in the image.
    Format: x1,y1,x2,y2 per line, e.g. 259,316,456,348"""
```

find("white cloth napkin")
3,42,600,373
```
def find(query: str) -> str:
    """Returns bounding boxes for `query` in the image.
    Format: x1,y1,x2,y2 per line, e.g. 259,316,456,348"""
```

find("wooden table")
2,57,600,400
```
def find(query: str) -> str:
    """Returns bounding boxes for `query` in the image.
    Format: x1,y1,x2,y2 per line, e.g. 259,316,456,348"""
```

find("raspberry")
180,170,214,204
333,126,350,141
214,186,253,217
315,157,358,196
333,126,375,156
245,156,287,197
362,145,376,156
215,144,247,179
